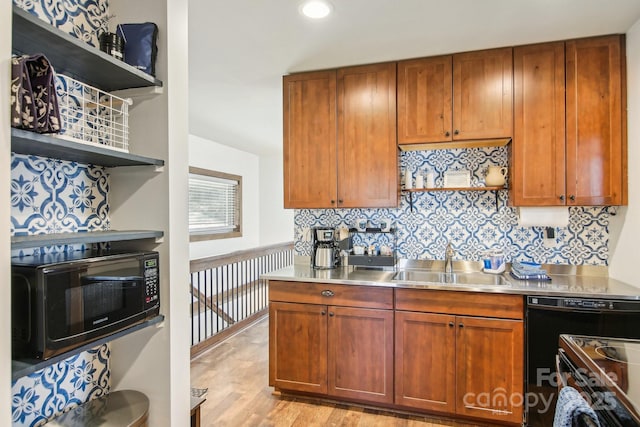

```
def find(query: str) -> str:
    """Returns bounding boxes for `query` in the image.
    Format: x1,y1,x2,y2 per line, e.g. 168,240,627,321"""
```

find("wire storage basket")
55,74,132,152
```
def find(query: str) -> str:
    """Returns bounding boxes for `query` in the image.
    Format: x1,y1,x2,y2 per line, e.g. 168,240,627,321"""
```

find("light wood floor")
190,316,493,427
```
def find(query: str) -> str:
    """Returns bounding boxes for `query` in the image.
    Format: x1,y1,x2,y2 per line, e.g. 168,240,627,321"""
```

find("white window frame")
189,167,242,241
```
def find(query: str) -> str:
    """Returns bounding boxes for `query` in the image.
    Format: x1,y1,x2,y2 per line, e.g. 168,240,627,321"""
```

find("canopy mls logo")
461,368,620,414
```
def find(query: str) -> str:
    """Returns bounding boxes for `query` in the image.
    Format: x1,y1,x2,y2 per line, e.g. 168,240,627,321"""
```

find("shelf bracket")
407,191,414,212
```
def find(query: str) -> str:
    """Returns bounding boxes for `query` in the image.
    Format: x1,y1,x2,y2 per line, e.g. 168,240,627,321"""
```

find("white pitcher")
485,165,508,187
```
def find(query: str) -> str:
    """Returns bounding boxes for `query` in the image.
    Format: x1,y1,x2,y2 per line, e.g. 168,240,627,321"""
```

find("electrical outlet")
543,227,556,247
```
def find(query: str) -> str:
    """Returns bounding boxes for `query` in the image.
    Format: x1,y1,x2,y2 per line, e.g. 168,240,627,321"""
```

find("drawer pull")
321,290,335,297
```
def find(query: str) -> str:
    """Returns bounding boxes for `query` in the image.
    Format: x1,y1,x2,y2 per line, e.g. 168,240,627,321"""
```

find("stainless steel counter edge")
262,265,640,300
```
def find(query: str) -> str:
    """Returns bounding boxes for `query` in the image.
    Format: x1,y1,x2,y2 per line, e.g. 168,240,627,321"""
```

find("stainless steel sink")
392,270,508,286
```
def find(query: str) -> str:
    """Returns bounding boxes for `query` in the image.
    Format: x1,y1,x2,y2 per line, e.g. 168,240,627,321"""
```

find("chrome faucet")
444,242,454,274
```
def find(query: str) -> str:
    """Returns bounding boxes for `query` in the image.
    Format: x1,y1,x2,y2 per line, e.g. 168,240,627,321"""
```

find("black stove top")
559,334,640,426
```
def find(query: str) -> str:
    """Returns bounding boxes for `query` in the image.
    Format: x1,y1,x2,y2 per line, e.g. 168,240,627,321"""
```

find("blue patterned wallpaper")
12,345,111,427
11,1,113,425
295,147,610,266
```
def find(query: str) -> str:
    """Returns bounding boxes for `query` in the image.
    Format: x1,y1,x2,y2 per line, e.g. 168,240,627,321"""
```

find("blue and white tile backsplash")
10,153,110,257
11,2,112,425
11,345,111,427
14,0,109,47
294,147,610,266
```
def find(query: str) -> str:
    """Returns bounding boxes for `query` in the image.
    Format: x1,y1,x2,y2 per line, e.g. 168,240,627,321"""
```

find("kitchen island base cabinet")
269,282,394,405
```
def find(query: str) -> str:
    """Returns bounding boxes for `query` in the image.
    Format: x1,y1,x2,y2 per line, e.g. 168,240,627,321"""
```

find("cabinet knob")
329,312,334,317
338,199,344,204
321,310,326,316
559,195,565,202
321,290,334,297
330,200,336,204
459,323,464,328
569,195,576,202
448,321,454,327
454,129,460,135
445,131,450,137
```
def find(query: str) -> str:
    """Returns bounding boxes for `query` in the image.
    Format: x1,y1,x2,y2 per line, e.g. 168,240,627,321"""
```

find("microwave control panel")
143,257,160,308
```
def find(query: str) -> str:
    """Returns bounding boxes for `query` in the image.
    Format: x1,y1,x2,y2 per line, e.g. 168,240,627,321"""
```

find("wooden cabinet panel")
512,35,627,207
455,316,524,424
283,71,337,208
269,281,393,309
337,63,398,208
328,306,393,404
395,311,456,412
512,42,566,206
566,35,625,206
395,288,524,320
397,56,453,144
453,48,513,140
269,302,327,394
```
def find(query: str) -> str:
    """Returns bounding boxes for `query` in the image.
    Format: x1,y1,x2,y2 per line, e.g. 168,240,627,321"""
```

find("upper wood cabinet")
283,71,337,209
512,35,627,206
283,63,398,209
397,48,513,146
397,56,453,144
453,48,513,140
566,35,626,206
336,63,398,208
512,42,566,206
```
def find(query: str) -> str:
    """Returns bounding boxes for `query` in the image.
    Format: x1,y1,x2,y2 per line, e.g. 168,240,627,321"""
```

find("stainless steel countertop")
262,259,640,300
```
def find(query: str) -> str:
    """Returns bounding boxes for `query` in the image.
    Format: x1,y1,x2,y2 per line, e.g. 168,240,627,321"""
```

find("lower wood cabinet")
269,282,394,404
395,290,525,425
269,282,524,425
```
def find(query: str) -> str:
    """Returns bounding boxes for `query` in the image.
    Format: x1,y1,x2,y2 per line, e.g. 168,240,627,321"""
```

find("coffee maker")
311,227,340,269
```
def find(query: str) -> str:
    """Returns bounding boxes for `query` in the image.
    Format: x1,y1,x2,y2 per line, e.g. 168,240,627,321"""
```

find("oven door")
557,348,637,427
42,257,146,358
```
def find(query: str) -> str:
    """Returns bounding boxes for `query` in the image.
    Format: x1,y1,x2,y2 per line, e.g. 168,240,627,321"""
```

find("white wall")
609,19,640,289
1,0,12,424
189,134,260,258
259,153,294,245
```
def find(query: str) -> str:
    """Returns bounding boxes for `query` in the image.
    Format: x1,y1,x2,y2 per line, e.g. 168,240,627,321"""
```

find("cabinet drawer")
269,281,393,310
395,289,524,320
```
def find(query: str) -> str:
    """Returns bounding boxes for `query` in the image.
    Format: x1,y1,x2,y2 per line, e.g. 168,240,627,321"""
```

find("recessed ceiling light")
299,0,333,19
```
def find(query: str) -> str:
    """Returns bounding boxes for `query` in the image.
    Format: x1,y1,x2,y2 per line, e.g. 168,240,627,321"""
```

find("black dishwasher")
526,296,640,426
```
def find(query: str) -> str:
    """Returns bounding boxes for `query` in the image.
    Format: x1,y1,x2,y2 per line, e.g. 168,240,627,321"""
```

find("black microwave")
11,250,160,360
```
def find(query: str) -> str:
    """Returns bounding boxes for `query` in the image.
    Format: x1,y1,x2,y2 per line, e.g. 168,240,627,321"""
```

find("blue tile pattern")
11,345,110,427
13,0,109,47
10,153,110,257
10,3,112,426
294,147,610,266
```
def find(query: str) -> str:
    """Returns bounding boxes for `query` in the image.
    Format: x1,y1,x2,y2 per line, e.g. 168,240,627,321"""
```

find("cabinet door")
283,71,337,208
328,306,393,404
512,42,566,206
455,316,524,424
397,56,453,144
395,311,456,413
337,63,398,208
269,302,328,394
566,35,626,206
453,48,513,140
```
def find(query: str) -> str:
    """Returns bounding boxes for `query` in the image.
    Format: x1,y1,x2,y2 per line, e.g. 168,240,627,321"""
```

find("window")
189,167,242,241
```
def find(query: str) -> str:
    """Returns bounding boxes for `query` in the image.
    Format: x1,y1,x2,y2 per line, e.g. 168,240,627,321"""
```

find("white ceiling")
188,0,640,156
